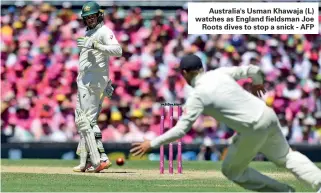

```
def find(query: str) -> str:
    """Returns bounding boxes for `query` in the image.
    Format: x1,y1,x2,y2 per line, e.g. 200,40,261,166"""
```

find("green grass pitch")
1,159,320,192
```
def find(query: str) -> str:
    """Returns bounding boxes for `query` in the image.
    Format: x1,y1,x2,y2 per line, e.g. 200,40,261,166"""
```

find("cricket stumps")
160,103,183,174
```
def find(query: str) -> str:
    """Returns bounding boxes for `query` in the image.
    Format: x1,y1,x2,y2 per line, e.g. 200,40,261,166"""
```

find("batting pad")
76,134,87,155
83,129,101,167
76,139,82,156
92,125,106,154
78,136,88,167
75,107,100,167
75,108,92,132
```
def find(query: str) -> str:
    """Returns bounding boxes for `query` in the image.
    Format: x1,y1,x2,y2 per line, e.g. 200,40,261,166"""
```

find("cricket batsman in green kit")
131,54,321,192
73,1,122,173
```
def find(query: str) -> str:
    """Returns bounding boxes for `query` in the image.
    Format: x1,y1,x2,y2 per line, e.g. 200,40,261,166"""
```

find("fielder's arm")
150,92,204,148
217,65,265,85
95,27,122,57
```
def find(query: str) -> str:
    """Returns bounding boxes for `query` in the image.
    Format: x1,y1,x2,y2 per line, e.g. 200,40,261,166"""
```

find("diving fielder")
131,54,321,192
73,1,122,173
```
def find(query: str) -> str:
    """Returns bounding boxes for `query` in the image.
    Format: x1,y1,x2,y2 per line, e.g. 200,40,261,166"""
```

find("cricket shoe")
86,159,112,173
73,162,91,172
73,158,92,172
73,165,85,172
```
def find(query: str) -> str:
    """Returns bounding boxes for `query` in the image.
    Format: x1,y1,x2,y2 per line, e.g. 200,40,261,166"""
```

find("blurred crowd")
1,2,321,144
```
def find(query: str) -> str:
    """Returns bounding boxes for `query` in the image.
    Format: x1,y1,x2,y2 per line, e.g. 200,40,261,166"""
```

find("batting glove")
104,80,114,99
77,37,98,49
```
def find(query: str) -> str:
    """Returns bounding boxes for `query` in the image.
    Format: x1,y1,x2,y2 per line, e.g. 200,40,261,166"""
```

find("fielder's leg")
260,111,321,191
221,129,294,192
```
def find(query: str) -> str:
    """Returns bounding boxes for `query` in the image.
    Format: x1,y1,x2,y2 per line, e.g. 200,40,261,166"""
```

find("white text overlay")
188,2,319,34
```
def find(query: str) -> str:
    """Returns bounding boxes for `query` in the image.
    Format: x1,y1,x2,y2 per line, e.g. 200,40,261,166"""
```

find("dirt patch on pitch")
2,166,295,181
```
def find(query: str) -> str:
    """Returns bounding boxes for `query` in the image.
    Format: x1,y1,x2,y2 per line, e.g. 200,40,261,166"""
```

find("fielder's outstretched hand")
251,84,266,98
130,138,151,157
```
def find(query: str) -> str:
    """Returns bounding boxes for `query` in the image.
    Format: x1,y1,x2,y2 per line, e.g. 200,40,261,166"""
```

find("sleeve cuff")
150,139,161,149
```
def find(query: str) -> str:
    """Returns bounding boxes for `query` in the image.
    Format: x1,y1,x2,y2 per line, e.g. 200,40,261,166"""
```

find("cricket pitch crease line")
1,166,296,180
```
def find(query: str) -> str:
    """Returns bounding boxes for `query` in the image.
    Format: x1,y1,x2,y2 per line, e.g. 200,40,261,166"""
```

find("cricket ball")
116,158,125,166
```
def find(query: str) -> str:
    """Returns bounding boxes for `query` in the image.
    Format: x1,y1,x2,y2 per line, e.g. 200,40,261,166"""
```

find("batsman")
73,1,122,173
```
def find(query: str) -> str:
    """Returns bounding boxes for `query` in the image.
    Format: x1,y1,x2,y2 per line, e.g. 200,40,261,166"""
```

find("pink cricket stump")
177,106,183,174
169,106,174,174
160,106,165,174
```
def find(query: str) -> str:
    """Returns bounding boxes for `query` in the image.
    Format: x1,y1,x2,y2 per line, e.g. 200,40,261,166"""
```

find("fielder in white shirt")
73,1,122,173
131,54,321,192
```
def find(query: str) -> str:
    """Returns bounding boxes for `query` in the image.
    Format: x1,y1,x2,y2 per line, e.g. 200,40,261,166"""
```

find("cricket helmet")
81,1,104,28
81,1,101,17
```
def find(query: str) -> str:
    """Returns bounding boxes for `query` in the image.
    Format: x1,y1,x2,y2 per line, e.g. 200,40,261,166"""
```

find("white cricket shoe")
73,164,87,172
73,160,92,172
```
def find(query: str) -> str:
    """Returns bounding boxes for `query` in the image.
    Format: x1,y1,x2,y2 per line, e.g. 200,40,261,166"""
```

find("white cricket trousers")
222,107,321,192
